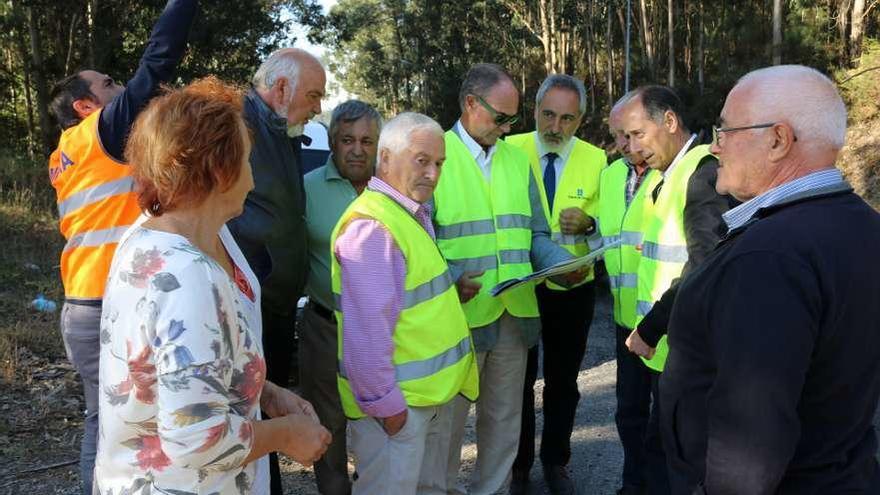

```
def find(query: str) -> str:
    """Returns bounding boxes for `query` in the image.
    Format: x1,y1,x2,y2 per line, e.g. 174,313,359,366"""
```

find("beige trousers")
446,312,529,495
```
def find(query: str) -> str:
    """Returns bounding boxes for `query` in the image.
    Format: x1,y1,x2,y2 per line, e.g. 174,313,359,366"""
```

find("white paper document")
490,239,621,297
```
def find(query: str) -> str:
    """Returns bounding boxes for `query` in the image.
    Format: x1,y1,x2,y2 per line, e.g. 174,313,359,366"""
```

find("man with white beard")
506,74,606,495
227,47,326,495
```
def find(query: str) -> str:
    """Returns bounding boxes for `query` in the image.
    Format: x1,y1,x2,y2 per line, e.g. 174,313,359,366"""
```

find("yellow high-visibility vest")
331,188,479,419
506,132,606,290
598,158,661,329
433,130,539,328
636,145,713,372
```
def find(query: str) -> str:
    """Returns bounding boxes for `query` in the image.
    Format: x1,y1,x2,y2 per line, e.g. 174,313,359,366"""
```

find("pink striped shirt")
335,176,435,418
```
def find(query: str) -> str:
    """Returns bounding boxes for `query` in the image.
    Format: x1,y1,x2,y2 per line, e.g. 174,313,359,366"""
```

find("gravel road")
282,285,880,495
282,286,626,494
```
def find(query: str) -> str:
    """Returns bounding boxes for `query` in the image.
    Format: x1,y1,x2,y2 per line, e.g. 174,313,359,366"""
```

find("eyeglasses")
473,95,519,127
712,122,797,147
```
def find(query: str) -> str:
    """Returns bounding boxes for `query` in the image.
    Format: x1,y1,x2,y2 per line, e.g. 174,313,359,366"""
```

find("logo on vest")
49,152,75,183
567,188,585,200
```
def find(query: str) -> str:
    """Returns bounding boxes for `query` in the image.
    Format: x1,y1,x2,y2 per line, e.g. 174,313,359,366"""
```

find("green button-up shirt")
304,156,361,310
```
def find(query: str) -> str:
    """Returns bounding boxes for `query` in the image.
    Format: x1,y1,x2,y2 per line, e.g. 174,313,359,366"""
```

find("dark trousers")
299,305,351,494
514,282,595,473
645,374,671,494
615,323,670,494
262,307,298,495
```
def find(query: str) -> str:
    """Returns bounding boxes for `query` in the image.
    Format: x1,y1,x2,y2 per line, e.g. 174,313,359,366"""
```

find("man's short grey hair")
329,100,382,143
376,112,443,168
458,63,517,111
736,65,847,150
252,49,300,92
536,74,587,115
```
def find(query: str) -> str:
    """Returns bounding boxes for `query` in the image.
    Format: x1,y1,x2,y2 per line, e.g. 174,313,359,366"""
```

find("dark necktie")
544,152,558,212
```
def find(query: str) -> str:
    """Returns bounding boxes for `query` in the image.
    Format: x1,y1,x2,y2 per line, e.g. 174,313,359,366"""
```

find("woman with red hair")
95,77,331,494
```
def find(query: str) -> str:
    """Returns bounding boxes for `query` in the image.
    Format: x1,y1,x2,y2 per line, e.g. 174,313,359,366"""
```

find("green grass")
0,151,66,384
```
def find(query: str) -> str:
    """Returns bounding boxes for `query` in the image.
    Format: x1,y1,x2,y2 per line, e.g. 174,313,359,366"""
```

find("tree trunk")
668,0,675,87
639,0,656,77
27,6,54,155
851,0,866,62
772,0,783,65
684,0,692,81
837,0,852,60
549,0,559,72
65,14,81,75
697,0,704,95
586,0,597,115
606,5,614,106
538,0,554,74
86,0,98,67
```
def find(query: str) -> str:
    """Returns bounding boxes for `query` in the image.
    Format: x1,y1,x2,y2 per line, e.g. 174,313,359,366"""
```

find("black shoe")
544,465,575,495
509,470,529,495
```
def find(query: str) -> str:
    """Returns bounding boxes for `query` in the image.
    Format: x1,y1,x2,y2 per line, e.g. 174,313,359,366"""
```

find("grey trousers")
350,404,454,495
447,312,529,495
61,302,102,495
299,304,351,494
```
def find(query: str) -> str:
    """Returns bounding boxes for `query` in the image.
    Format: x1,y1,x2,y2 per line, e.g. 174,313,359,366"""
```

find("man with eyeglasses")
616,85,735,493
505,74,606,495
661,65,880,494
434,63,583,495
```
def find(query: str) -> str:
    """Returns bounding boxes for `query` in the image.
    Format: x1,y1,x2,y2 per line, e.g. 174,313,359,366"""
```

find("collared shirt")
664,134,698,179
535,133,576,191
335,176,435,418
304,155,361,311
722,168,844,232
437,126,573,352
624,159,650,207
454,120,496,181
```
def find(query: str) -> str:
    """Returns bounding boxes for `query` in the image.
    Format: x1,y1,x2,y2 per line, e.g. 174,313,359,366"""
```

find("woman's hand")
261,381,319,422
276,414,332,467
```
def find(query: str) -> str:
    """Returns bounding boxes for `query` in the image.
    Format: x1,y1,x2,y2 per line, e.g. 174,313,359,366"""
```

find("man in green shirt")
301,100,381,494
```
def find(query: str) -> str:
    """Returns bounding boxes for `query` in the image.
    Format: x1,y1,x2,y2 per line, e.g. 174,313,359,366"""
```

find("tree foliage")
304,0,880,143
1,0,320,156
2,0,878,159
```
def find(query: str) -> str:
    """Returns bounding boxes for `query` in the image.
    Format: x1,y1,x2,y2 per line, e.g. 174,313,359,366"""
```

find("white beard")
287,124,304,137
538,134,568,154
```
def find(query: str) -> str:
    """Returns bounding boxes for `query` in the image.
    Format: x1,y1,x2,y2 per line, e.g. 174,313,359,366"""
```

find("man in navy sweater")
661,64,880,494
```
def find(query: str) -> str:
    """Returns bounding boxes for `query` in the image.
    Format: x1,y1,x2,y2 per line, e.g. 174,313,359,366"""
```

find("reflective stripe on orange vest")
49,110,141,300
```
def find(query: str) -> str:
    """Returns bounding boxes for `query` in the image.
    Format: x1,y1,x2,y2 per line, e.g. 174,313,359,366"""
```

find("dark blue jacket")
228,89,307,314
661,185,880,494
99,0,197,160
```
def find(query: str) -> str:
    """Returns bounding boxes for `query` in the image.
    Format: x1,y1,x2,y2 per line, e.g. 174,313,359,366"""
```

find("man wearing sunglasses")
661,65,880,494
505,74,606,495
617,85,735,493
434,63,582,495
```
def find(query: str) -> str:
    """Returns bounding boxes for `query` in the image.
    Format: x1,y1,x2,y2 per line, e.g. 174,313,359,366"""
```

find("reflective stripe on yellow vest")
598,159,662,329
636,144,713,372
331,188,479,419
433,130,539,328
506,132,606,290
48,110,141,301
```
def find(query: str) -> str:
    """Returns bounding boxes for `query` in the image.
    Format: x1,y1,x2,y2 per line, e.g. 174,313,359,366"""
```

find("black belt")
308,301,336,323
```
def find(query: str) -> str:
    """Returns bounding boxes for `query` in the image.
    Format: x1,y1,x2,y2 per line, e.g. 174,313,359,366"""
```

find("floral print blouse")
96,221,269,494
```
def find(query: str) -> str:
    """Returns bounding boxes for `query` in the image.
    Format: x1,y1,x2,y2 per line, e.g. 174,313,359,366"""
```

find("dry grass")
837,40,880,210
0,152,66,386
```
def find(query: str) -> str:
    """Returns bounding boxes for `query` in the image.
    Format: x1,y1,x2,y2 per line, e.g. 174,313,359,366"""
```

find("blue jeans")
61,302,101,495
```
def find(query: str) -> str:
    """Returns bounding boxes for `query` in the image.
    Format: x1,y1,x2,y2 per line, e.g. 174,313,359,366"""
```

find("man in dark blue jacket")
661,64,880,494
227,47,326,495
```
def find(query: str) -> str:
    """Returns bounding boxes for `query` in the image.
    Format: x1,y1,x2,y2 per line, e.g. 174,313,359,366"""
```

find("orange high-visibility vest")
48,110,141,302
